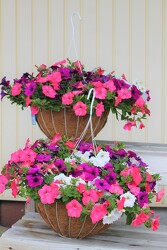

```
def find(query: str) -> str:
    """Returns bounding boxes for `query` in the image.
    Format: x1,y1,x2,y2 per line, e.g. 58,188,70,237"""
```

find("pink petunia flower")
151,215,160,230
38,183,59,204
42,85,56,98
128,184,140,196
11,83,22,96
156,188,164,202
76,183,86,193
25,97,32,106
139,122,145,129
135,97,145,108
73,102,87,116
50,133,62,145
96,102,105,117
117,88,132,99
0,175,8,194
104,80,116,92
90,204,107,224
117,197,125,211
62,92,74,105
52,59,66,67
131,211,150,227
31,106,39,115
66,199,82,218
65,141,75,149
114,95,122,106
123,121,136,131
94,87,107,100
82,189,99,205
109,183,124,195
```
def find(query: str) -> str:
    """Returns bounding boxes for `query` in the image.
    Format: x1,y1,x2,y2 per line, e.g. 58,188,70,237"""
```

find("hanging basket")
36,108,109,140
36,201,110,239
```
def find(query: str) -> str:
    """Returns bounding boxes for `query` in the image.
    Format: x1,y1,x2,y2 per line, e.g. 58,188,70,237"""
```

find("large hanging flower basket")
36,201,110,239
36,108,109,140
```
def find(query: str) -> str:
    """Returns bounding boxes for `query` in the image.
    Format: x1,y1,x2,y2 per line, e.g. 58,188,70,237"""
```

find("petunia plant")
0,59,150,130
0,134,164,230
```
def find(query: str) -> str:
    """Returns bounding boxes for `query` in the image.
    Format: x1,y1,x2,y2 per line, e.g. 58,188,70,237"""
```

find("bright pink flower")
72,90,83,95
95,102,105,117
135,97,145,108
139,122,145,129
25,97,32,106
47,72,62,85
90,204,107,224
132,211,150,226
11,179,19,198
52,59,66,67
76,183,86,193
50,133,61,145
94,87,107,99
120,167,131,177
123,121,136,131
62,92,74,105
117,88,132,99
31,106,39,115
151,215,160,230
82,189,99,205
114,95,122,106
104,80,116,92
131,167,142,186
10,149,23,163
0,175,8,194
73,102,87,116
20,148,37,163
66,199,82,218
128,184,140,195
42,85,56,98
38,183,59,204
109,183,124,195
117,197,125,211
11,83,22,96
74,60,82,71
156,188,164,202
26,197,31,204
65,141,75,149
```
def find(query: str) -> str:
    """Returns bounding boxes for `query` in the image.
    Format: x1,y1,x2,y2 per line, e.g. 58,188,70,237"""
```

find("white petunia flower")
54,173,72,185
75,178,86,186
103,209,123,224
133,80,146,93
120,191,136,207
90,150,110,167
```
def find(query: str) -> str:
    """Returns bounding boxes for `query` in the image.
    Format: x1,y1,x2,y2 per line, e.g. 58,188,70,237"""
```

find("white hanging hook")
87,88,96,116
71,12,82,36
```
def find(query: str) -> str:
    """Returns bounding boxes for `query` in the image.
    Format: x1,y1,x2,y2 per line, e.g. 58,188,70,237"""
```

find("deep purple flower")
58,68,71,79
105,145,114,158
104,171,117,184
103,162,114,172
137,191,148,207
131,85,141,100
150,180,156,190
26,168,43,188
81,163,99,181
116,149,127,157
79,142,93,153
36,154,51,162
46,144,59,152
146,90,151,101
24,82,36,97
0,77,10,87
95,179,110,191
54,159,66,172
112,78,130,90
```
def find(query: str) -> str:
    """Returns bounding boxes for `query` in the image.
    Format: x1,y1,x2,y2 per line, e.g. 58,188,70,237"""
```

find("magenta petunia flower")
81,163,99,181
137,191,148,208
36,154,51,162
104,171,117,184
54,159,66,172
26,168,43,188
95,179,110,191
24,82,36,97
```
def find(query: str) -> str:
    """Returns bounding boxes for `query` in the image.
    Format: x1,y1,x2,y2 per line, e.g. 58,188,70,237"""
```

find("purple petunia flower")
104,171,117,184
81,163,99,181
103,162,114,172
54,159,66,172
36,154,51,162
112,78,130,90
24,82,36,97
26,168,43,188
58,68,71,79
137,191,148,208
95,179,110,191
79,142,93,153
131,85,141,100
105,145,114,158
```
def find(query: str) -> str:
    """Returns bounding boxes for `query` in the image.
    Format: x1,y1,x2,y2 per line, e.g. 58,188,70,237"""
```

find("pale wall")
0,0,167,169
